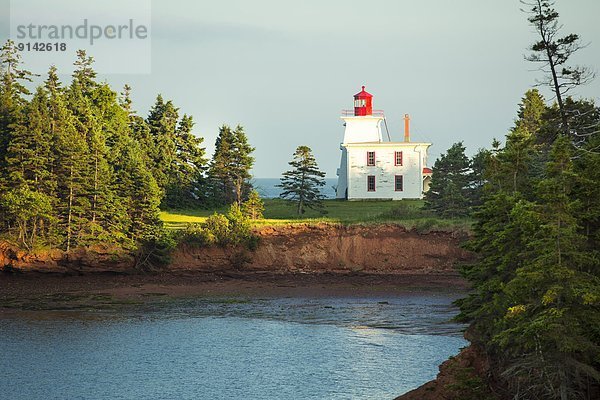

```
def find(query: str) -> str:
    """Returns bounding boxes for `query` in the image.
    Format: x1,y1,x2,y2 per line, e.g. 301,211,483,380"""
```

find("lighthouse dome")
353,85,373,116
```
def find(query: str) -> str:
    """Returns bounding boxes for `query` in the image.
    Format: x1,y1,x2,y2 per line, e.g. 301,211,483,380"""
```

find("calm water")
0,293,467,400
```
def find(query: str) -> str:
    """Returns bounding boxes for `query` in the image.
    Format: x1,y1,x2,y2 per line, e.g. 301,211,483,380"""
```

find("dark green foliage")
0,40,34,183
0,44,170,252
458,86,600,399
488,8,600,395
207,124,255,206
134,230,177,272
379,201,430,220
444,362,498,400
523,0,594,137
424,142,472,217
468,148,490,208
146,96,207,209
278,145,326,215
0,186,54,250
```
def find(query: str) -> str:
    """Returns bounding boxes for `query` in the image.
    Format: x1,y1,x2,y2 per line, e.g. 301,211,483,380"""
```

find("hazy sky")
2,0,600,177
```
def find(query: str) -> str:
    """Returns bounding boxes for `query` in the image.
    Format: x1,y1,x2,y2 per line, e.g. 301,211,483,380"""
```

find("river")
0,291,466,399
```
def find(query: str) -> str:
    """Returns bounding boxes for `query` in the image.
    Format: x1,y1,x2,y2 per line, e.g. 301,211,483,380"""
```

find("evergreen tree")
0,40,34,183
145,95,208,209
0,186,54,251
424,142,471,217
515,89,546,135
458,90,600,399
494,136,600,399
468,148,490,208
242,190,264,220
5,87,54,192
68,57,119,243
164,114,207,208
146,94,178,194
207,124,255,206
523,0,593,136
278,146,326,215
44,65,87,250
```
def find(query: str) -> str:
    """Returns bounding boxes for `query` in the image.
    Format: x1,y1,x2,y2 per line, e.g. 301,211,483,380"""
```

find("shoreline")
0,272,468,313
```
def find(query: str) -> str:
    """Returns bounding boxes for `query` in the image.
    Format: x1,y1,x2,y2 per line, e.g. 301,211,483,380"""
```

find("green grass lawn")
161,199,472,232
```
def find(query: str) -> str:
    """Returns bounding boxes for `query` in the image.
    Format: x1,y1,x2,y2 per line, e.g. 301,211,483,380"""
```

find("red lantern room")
353,85,373,116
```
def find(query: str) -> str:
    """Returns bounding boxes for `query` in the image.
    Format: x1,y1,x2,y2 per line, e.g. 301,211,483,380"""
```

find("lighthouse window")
367,151,375,166
354,99,366,107
395,151,403,166
367,175,376,192
395,175,404,192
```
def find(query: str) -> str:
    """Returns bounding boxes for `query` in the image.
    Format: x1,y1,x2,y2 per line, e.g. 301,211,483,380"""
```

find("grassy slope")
161,199,472,231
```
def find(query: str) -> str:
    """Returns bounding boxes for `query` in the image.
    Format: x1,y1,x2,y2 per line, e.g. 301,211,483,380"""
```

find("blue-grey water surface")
253,178,338,199
0,293,467,399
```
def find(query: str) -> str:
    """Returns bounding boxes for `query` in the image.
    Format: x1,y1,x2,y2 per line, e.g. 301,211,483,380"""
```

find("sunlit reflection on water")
1,293,467,399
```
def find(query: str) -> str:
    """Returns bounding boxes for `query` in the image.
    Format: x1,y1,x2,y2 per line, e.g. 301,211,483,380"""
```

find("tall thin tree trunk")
66,164,74,252
535,0,569,135
92,150,98,231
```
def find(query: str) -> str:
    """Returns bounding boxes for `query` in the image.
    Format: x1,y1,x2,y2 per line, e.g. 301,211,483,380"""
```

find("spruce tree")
242,190,264,220
0,40,34,183
207,124,255,206
165,114,207,208
495,136,600,399
424,142,471,217
146,94,177,191
278,146,326,215
523,0,593,137
5,87,54,192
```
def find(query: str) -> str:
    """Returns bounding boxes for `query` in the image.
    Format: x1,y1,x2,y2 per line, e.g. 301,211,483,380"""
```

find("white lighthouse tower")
341,86,384,143
336,86,432,200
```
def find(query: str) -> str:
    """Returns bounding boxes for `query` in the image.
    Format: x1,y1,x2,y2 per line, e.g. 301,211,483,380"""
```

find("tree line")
424,2,600,398
0,40,255,251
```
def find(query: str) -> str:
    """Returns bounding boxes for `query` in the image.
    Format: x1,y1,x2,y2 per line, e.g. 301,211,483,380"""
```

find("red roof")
423,167,433,174
354,85,373,98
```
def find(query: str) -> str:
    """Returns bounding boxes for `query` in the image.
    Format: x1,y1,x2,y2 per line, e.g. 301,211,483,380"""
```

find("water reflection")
1,293,467,400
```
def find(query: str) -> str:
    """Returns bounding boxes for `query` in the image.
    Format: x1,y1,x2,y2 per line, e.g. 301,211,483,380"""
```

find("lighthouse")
340,86,384,144
336,86,432,200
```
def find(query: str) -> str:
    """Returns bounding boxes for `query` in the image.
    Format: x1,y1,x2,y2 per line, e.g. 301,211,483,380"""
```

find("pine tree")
230,125,255,205
68,57,115,243
523,0,593,137
44,65,87,250
242,190,264,220
0,186,54,250
424,142,471,217
278,146,326,215
146,94,178,195
468,148,490,208
207,124,255,206
0,40,34,184
164,114,207,208
458,91,600,399
5,87,54,191
494,136,600,399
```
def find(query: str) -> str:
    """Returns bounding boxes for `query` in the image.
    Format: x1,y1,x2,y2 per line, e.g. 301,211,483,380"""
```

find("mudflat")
0,272,468,313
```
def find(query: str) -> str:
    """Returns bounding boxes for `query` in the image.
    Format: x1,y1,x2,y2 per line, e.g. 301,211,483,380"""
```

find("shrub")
178,223,215,246
414,218,439,233
134,229,177,272
204,212,231,245
242,190,264,219
177,204,259,250
379,201,431,220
